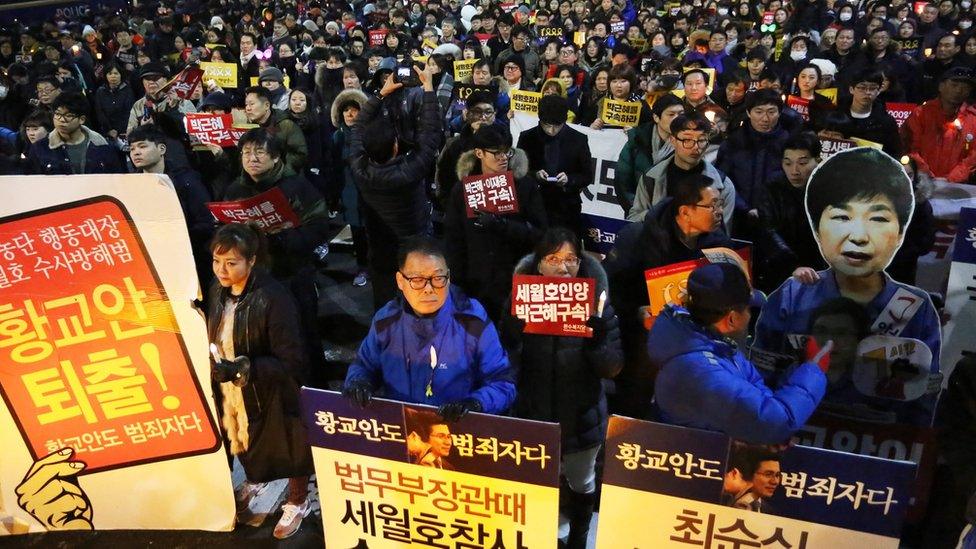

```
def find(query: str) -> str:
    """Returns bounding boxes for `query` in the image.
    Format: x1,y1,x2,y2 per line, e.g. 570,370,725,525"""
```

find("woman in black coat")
500,227,623,549
206,223,313,540
94,62,135,139
286,87,331,203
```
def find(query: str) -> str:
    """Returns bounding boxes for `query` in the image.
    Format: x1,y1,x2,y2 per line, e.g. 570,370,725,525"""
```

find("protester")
27,92,123,175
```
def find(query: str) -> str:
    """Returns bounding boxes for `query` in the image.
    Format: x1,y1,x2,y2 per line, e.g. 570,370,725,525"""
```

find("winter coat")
349,90,442,238
495,47,542,84
126,94,197,135
838,99,903,157
330,89,369,227
516,123,593,234
445,149,549,320
288,109,331,197
257,110,309,175
902,99,976,183
94,82,135,137
344,286,516,414
755,177,828,292
27,126,123,175
224,162,329,280
500,253,623,453
206,268,313,482
628,156,737,225
651,305,827,444
614,123,674,213
716,123,789,213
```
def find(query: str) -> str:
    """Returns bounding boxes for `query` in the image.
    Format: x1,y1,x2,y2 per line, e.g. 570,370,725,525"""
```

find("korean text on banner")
461,171,519,218
300,389,560,548
161,65,204,99
368,28,388,46
787,95,811,121
821,137,857,158
184,112,247,148
941,207,976,380
0,174,233,533
511,89,542,116
453,58,477,81
207,187,301,232
512,274,595,337
600,98,642,128
200,61,237,88
596,417,916,548
886,103,917,128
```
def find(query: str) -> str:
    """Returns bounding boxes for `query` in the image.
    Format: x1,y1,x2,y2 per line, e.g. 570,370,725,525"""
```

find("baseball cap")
687,263,765,311
941,66,976,84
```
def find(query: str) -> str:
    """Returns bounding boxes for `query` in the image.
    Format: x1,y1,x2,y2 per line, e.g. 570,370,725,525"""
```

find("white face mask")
718,7,729,15
839,12,852,21
790,49,807,60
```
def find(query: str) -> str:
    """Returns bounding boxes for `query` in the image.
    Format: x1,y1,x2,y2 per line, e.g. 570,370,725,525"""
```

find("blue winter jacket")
650,305,827,444
345,286,516,414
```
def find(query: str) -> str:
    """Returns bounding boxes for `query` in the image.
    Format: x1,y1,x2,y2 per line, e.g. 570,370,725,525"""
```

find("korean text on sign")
512,274,595,337
206,186,302,233
184,112,247,148
0,198,219,473
461,171,520,218
600,99,641,127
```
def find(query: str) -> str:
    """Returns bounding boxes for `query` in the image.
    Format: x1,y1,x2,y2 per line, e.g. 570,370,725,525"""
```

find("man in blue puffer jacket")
343,236,516,421
650,263,832,445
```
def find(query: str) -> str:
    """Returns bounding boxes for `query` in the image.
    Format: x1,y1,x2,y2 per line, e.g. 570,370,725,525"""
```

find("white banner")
915,179,976,292
940,207,976,382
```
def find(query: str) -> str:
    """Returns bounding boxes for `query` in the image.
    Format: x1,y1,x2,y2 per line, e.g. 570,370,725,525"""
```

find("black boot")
566,490,596,549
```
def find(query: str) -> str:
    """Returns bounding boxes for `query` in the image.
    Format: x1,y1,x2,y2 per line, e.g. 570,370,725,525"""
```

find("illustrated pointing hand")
15,448,93,530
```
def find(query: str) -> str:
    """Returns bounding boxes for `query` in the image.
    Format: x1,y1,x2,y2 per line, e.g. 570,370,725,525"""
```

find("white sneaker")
235,481,268,515
273,499,311,539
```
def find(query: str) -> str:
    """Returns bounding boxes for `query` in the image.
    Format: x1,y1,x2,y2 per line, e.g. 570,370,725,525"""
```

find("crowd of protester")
2,0,976,545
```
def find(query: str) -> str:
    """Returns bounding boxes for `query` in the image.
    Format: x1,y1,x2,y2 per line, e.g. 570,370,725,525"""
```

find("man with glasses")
126,62,197,135
34,76,61,109
28,92,122,175
841,69,901,157
487,13,515,60
725,447,783,512
628,112,736,225
436,91,503,206
343,236,515,422
902,66,976,183
243,86,308,173
445,124,548,322
495,27,540,85
501,55,534,91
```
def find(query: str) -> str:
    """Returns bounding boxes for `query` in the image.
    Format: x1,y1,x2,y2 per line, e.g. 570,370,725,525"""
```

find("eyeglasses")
504,64,521,71
241,148,270,159
483,148,514,159
675,137,710,149
693,200,722,211
543,254,580,268
53,111,80,122
399,272,450,290
469,107,496,118
853,84,881,93
755,470,783,480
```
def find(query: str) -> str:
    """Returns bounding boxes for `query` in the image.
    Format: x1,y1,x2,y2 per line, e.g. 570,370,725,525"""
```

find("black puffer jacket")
755,176,827,292
94,82,135,137
348,90,442,238
500,253,623,453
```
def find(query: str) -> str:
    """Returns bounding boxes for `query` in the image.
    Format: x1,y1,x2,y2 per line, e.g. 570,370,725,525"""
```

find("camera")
396,63,420,87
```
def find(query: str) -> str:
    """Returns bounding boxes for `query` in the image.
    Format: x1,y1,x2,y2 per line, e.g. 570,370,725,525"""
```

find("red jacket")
901,99,976,183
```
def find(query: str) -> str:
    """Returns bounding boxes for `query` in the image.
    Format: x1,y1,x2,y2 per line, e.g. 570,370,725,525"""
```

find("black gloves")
438,398,482,422
343,379,374,408
473,211,506,231
586,314,614,342
212,356,250,385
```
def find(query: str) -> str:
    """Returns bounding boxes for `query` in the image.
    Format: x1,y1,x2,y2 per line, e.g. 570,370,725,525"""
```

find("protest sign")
573,31,586,47
895,37,921,57
511,112,629,255
820,87,838,104
199,61,237,88
914,180,976,293
644,245,752,317
511,89,542,116
207,187,301,232
787,95,811,120
610,20,626,34
461,171,519,217
161,65,204,99
184,112,248,148
0,175,232,533
452,58,476,81
538,26,565,38
511,274,595,337
368,28,388,46
886,102,917,128
452,83,494,109
941,207,976,380
630,37,648,51
597,417,916,548
301,389,560,547
474,32,493,46
820,136,857,158
600,98,642,128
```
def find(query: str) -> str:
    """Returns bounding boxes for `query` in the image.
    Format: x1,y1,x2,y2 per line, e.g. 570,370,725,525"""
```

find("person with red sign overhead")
499,227,622,549
902,66,976,183
205,223,314,540
445,124,548,321
126,62,197,135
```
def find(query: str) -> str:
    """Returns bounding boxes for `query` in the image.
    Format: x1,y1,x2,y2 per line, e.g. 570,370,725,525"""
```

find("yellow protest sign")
249,75,291,87
511,90,542,116
820,87,838,105
573,31,586,47
454,58,477,81
200,61,237,88
600,98,642,128
851,137,883,150
422,38,439,54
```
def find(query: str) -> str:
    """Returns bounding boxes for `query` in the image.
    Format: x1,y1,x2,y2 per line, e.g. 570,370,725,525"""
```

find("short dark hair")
669,111,712,135
238,128,285,159
783,131,822,158
672,173,714,211
51,91,88,117
127,124,167,146
849,67,884,87
21,109,53,132
757,68,781,84
745,88,784,112
244,85,272,103
240,31,258,44
397,236,446,269
652,93,684,118
728,444,782,480
806,148,914,232
35,75,60,90
683,68,710,86
210,222,267,263
362,118,397,163
724,69,749,86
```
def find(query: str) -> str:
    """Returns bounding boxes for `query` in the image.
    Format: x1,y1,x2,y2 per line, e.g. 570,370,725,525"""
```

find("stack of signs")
644,245,752,318
184,112,249,148
452,82,494,110
597,418,916,548
206,187,302,232
301,389,560,547
886,103,917,128
461,171,519,217
511,274,595,337
600,98,642,128
200,61,237,88
511,90,542,116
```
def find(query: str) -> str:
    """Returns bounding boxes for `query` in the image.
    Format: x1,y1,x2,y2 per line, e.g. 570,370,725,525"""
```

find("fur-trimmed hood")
456,147,529,181
47,125,109,149
514,251,610,297
330,88,369,128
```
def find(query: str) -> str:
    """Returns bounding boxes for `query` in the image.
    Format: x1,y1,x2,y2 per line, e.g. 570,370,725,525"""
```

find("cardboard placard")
207,187,301,232
461,171,519,217
511,89,542,116
644,245,751,317
820,136,857,158
199,61,237,88
512,274,596,337
885,102,917,128
160,65,204,99
452,82,494,108
453,58,477,81
368,28,388,47
600,98,642,128
184,113,248,148
538,26,565,38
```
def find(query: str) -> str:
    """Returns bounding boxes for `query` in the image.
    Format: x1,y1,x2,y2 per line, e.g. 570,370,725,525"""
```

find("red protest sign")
786,95,810,121
511,274,595,337
462,171,519,218
161,65,204,99
886,102,917,128
184,113,248,148
0,197,220,473
474,33,493,47
368,29,389,47
207,187,301,232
